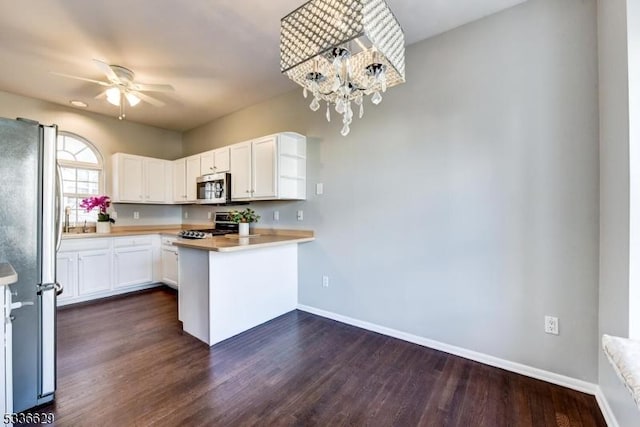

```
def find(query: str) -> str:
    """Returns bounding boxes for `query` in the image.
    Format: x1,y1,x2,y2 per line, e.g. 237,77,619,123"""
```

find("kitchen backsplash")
111,204,183,226
108,201,311,229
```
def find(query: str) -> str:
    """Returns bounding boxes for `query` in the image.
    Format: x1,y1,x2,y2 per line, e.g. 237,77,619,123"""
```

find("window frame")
56,132,105,225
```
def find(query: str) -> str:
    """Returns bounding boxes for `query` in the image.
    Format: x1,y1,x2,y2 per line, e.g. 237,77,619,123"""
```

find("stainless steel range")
178,211,238,239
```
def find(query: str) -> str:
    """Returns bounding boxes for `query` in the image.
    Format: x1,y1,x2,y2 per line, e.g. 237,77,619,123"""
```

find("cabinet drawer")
113,236,153,248
59,237,111,252
161,236,178,246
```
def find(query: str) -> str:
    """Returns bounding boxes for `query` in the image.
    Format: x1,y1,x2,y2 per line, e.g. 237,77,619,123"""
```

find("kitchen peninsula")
173,231,314,346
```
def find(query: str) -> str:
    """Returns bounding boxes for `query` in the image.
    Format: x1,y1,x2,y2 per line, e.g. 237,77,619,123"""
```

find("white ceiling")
0,0,526,131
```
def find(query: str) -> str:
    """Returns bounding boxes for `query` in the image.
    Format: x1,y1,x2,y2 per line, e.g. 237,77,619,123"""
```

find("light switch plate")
316,183,324,195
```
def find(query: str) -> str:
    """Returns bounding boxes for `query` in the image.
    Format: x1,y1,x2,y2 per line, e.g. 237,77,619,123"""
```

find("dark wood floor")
33,287,605,426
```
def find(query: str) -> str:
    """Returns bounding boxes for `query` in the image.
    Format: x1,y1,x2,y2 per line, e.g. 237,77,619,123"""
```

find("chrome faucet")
82,220,89,233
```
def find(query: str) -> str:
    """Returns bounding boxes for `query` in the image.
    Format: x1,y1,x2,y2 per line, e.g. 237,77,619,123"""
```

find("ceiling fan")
52,59,174,120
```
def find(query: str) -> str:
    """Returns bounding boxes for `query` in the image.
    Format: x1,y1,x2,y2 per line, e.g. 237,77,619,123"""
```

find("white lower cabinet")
113,237,154,289
57,235,166,306
78,249,112,296
161,246,179,288
56,252,78,303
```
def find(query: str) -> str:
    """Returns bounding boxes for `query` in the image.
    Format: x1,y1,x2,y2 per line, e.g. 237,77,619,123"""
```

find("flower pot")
96,221,111,234
238,222,250,236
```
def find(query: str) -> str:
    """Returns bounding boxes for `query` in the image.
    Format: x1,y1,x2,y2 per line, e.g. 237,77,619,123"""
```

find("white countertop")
0,262,18,286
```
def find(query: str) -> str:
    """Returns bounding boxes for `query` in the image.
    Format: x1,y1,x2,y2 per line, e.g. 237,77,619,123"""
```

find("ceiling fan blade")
93,59,119,83
94,90,109,99
50,71,111,87
130,91,165,107
131,82,174,92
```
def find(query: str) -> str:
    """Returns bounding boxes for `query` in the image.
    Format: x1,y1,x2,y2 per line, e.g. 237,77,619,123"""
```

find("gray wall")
0,89,184,226
183,0,600,382
598,0,640,424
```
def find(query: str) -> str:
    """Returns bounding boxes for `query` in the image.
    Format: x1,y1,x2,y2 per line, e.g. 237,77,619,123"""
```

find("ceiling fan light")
106,87,121,106
125,92,141,107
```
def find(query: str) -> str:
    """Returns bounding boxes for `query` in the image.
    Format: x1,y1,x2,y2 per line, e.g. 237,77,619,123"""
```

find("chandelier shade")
280,0,405,135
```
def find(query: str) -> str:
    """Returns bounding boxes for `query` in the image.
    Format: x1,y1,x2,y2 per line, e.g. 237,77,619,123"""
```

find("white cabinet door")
145,159,166,203
200,151,215,175
186,155,201,202
78,249,111,296
252,136,277,198
114,246,153,288
230,142,252,199
173,158,187,203
163,161,174,204
120,155,144,202
161,247,179,287
56,252,77,303
214,147,230,172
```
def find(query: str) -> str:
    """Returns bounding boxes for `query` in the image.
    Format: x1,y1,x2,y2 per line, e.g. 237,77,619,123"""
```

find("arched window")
57,133,104,225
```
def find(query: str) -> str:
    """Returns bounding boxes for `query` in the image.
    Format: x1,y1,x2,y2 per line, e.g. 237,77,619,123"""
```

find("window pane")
63,181,76,193
77,182,90,194
64,138,86,156
87,170,99,182
77,169,89,181
75,147,98,164
86,182,99,194
61,167,75,180
63,197,77,209
77,209,97,224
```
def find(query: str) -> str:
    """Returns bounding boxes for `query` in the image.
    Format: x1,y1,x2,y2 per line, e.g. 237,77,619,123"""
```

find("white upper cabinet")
145,158,166,203
172,158,187,203
230,142,252,199
186,155,200,202
252,136,277,199
213,147,230,172
201,147,230,175
112,153,172,204
230,132,306,201
172,155,200,203
114,132,305,205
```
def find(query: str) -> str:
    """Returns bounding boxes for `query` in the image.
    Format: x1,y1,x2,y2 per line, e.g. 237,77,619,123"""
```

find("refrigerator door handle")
55,164,63,252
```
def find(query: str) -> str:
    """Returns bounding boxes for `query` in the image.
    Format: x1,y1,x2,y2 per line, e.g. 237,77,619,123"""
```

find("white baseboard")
595,387,620,427
297,304,602,397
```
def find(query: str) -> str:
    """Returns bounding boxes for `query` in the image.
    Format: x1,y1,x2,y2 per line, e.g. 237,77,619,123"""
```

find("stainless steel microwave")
196,172,231,204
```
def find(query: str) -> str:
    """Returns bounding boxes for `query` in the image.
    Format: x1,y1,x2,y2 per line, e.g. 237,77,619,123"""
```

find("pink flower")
80,196,111,214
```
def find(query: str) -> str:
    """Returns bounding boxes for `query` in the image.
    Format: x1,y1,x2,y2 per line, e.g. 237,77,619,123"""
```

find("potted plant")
229,208,260,236
80,195,115,234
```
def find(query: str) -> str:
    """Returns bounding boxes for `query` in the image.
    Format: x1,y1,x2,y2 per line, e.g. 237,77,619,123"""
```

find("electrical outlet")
297,210,304,221
111,211,118,219
184,212,189,219
322,275,329,288
133,211,139,220
207,212,212,220
316,183,324,195
544,316,559,335
273,210,280,221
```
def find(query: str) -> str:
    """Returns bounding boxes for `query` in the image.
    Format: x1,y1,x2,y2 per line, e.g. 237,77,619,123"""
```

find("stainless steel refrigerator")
0,117,59,411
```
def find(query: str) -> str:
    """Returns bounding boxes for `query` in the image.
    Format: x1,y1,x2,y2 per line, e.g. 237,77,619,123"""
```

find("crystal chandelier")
280,0,405,136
